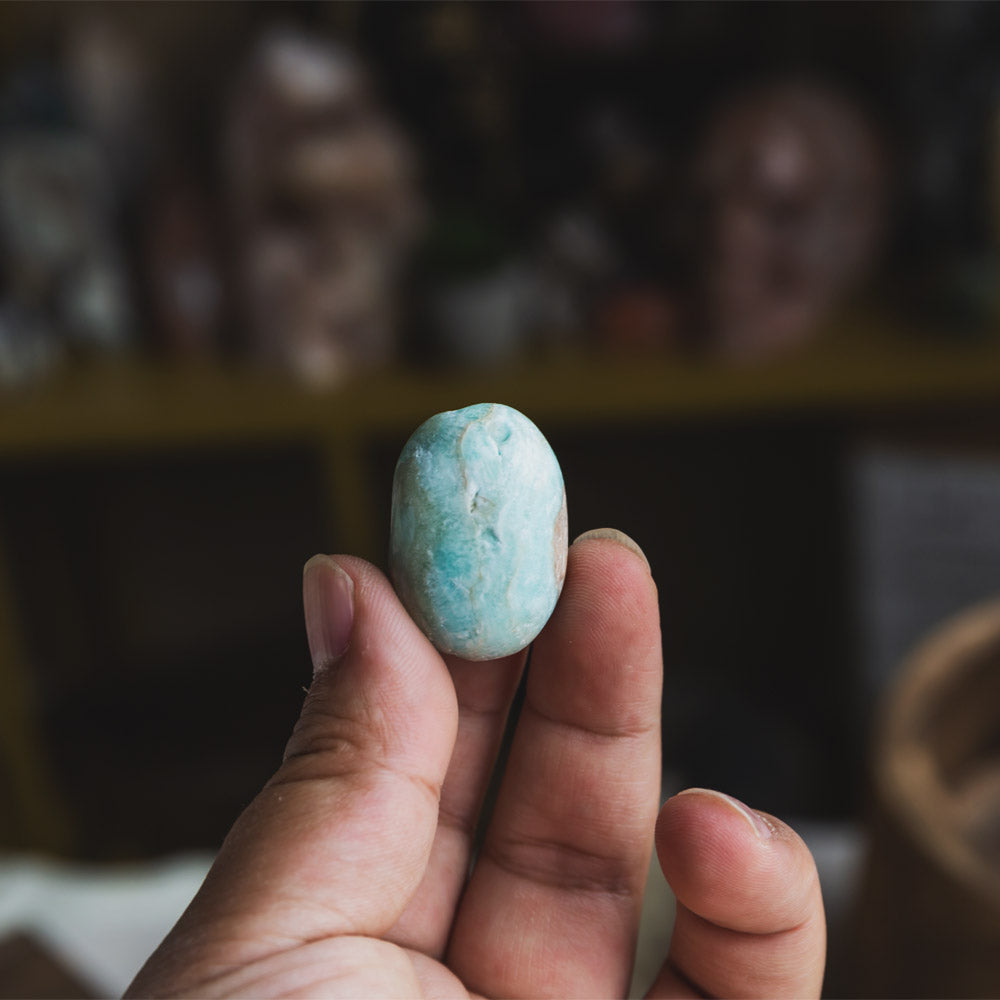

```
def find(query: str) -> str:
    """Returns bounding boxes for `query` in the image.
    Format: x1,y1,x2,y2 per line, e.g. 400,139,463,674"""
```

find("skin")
126,529,826,999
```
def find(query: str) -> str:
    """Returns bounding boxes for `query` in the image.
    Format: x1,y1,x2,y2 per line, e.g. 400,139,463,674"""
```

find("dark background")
0,0,998,899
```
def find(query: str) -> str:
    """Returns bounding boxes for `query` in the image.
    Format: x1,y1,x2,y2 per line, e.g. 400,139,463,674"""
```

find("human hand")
126,529,825,998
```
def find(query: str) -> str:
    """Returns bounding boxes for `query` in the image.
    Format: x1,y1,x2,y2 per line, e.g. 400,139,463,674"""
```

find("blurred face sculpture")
696,82,886,359
227,29,423,384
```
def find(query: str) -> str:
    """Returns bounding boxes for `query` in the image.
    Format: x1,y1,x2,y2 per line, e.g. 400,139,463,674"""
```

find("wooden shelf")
3,333,1000,456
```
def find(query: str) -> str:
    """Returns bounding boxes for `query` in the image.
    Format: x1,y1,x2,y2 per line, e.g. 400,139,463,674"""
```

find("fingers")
127,555,458,995
647,788,826,1000
447,529,663,998
387,648,527,956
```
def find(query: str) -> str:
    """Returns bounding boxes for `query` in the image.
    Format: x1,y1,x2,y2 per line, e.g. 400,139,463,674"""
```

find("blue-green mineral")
390,402,568,660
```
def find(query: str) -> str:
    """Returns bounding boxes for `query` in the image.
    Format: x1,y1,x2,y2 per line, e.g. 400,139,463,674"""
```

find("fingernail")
303,554,355,673
676,787,775,840
572,527,650,573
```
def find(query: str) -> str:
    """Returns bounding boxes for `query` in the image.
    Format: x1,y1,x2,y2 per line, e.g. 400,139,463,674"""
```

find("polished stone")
390,402,567,660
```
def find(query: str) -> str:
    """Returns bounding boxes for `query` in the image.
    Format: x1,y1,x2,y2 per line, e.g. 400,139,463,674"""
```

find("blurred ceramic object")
529,211,616,344
59,255,131,352
146,181,224,358
432,262,532,367
596,286,678,354
226,27,424,384
695,81,887,360
0,305,61,386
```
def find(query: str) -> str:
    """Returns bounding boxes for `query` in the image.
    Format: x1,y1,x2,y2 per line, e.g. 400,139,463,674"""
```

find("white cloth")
0,852,212,997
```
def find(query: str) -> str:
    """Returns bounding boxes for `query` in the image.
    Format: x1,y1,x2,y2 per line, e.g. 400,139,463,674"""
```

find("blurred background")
2,1,1000,996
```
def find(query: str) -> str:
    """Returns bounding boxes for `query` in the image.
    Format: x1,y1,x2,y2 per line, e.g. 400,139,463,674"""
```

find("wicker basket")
855,597,1000,998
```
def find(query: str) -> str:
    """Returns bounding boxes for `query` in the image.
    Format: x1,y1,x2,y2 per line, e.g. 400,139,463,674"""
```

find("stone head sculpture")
694,81,887,359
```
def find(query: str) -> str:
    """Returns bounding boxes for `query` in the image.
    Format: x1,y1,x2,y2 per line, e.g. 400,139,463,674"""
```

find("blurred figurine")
226,28,423,385
0,131,132,382
694,81,887,360
0,44,136,386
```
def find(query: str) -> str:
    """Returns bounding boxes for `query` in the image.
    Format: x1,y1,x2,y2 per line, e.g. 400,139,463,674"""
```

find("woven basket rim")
875,594,1000,907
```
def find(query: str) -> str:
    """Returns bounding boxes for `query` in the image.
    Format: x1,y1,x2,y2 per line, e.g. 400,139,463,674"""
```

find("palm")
127,536,824,999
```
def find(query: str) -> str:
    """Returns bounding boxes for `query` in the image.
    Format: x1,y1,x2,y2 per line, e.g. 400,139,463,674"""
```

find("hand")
127,529,825,998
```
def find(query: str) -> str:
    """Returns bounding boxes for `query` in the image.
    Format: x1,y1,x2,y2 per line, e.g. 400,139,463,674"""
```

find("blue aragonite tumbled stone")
390,402,568,660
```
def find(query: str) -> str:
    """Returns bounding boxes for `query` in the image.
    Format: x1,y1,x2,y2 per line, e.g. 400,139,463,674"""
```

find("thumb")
128,556,457,993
